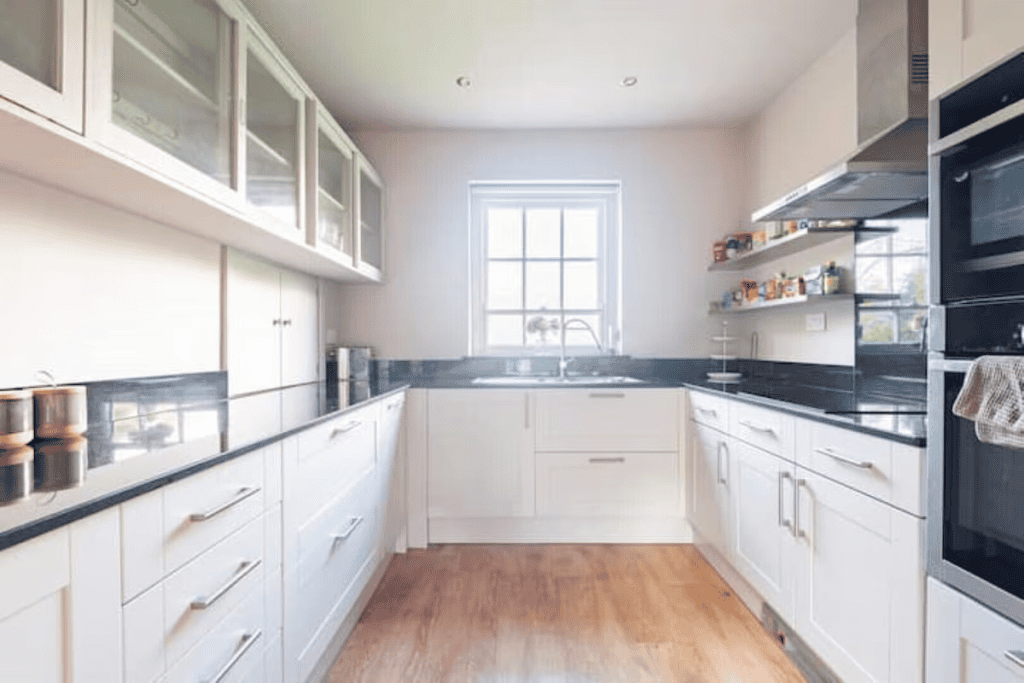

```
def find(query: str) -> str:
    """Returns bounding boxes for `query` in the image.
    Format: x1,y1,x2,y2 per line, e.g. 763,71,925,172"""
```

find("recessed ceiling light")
620,76,638,87
455,75,471,88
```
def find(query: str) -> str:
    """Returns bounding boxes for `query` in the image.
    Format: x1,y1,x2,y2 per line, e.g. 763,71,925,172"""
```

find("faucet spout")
560,318,603,378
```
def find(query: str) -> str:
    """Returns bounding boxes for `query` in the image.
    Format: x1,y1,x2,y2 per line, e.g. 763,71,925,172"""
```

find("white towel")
953,356,1024,449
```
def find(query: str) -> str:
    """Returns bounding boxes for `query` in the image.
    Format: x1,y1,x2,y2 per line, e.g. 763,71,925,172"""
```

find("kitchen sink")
471,375,647,386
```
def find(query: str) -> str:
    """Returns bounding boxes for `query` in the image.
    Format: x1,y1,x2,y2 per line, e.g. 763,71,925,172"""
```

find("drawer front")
162,586,265,683
688,390,730,432
162,514,265,668
962,593,1024,683
536,452,679,516
163,451,265,574
534,389,679,452
293,469,379,649
290,411,377,526
729,402,794,458
797,419,923,514
296,402,379,459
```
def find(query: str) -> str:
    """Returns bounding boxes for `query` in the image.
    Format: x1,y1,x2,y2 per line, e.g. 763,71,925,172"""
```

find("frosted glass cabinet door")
245,29,305,233
0,0,84,132
311,115,354,259
356,156,384,278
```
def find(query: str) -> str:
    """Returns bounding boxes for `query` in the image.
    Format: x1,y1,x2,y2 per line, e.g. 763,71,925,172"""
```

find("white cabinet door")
307,104,355,261
962,0,1024,82
793,468,924,683
279,268,318,387
689,422,731,559
0,509,121,683
227,249,283,396
427,389,534,518
0,0,84,132
377,393,405,550
355,155,384,280
961,590,1024,683
930,0,966,97
731,440,795,622
534,388,678,452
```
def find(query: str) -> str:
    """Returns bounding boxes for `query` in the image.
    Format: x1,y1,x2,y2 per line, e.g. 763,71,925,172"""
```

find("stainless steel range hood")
751,0,929,223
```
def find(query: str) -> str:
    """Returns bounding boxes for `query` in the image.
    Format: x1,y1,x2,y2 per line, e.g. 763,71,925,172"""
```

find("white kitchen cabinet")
689,421,731,560
0,0,85,132
731,439,795,621
930,0,1024,97
377,393,406,550
927,578,1024,683
306,102,355,263
0,509,121,683
427,389,534,518
534,388,679,452
792,467,924,683
536,452,678,517
86,0,244,209
244,25,308,235
226,248,318,396
355,155,385,280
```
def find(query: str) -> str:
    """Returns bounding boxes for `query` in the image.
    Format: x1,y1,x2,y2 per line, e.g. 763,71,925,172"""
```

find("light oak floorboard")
327,545,806,683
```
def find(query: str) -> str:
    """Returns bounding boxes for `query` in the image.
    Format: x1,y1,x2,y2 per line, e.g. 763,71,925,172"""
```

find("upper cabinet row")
930,0,1024,98
0,0,383,282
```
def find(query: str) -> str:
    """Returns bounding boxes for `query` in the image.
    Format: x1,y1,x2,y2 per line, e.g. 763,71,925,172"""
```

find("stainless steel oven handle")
1006,650,1024,669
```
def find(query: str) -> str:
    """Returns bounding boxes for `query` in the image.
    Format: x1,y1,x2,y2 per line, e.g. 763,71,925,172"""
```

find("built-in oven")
928,299,1024,626
931,50,1024,303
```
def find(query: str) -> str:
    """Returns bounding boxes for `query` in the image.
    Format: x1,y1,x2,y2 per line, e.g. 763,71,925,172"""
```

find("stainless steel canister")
0,446,33,505
34,437,88,492
33,386,87,439
0,390,33,447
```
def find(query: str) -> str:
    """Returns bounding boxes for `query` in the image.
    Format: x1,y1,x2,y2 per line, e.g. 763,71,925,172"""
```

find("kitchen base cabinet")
536,452,678,517
0,509,121,683
534,388,678,452
689,422,731,559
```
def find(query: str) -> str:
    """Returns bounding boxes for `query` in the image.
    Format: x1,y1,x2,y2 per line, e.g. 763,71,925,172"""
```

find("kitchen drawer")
729,402,794,458
534,389,679,452
289,408,377,526
292,467,379,651
536,452,679,516
796,419,924,515
162,586,265,683
162,451,266,575
961,590,1024,682
688,390,730,432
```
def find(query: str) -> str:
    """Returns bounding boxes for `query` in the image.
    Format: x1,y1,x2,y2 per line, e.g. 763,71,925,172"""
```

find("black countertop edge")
683,383,926,448
0,384,410,554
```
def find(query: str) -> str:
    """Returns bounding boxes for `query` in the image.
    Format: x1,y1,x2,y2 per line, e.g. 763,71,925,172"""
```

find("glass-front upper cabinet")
307,105,354,260
356,156,384,279
87,0,241,202
0,0,85,132
244,28,306,234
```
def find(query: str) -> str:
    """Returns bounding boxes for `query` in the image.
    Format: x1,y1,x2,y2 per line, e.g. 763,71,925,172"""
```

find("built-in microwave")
931,51,1024,304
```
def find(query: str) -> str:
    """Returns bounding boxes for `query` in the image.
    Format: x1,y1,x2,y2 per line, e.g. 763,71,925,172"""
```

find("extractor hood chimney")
751,0,929,223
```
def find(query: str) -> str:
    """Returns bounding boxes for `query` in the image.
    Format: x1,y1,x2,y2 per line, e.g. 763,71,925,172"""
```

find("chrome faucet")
559,318,603,378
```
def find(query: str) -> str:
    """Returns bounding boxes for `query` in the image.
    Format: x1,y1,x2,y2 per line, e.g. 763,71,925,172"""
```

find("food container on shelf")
741,279,759,302
712,241,729,262
0,390,33,447
804,266,824,295
752,230,767,248
0,446,34,506
33,437,88,492
33,386,87,439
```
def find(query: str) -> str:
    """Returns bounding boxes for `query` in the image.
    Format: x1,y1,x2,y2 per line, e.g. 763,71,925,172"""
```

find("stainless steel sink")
471,375,647,386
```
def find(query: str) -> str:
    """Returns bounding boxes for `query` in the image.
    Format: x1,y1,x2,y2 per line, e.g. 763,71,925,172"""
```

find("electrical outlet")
805,313,826,332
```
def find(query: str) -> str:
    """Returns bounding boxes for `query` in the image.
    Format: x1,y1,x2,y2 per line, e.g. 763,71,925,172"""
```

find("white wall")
326,128,745,359
0,170,221,389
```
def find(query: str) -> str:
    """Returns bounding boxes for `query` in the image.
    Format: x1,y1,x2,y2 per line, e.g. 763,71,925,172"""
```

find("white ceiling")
242,0,858,130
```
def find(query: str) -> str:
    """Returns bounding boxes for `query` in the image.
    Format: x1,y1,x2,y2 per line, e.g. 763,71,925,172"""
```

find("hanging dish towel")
953,356,1024,449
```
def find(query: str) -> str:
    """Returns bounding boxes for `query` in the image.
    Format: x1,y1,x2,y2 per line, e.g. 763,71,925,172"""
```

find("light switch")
805,313,826,332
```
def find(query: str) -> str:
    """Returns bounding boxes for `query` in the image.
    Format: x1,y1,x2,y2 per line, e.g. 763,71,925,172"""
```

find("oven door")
937,111,1024,302
929,356,1024,625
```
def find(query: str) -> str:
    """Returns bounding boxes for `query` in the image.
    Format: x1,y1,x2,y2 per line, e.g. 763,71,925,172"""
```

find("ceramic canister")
0,390,34,447
33,386,87,439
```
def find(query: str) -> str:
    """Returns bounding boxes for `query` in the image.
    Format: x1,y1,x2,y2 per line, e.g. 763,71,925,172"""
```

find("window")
470,183,621,356
855,217,928,350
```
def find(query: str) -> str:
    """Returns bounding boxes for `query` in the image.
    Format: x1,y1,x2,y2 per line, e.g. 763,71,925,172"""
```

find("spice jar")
823,261,841,295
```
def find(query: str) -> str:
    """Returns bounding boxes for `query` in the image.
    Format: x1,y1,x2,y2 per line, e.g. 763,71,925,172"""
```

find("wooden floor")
327,545,806,683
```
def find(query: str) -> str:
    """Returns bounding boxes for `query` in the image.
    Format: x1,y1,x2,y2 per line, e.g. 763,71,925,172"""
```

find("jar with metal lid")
33,386,87,439
0,390,34,447
0,446,33,505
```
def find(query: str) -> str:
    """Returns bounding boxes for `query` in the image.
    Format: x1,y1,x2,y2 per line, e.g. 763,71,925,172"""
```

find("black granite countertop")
0,373,409,551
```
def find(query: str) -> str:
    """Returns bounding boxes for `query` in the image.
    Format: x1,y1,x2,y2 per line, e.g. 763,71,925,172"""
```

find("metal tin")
0,446,33,506
33,437,87,492
0,390,33,447
33,386,87,439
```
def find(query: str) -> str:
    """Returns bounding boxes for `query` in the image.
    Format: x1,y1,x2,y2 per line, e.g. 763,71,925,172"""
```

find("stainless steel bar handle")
204,630,262,683
524,394,530,430
190,487,261,522
695,407,717,417
589,393,626,399
815,447,873,469
739,419,775,434
1005,650,1024,669
333,515,364,542
794,479,808,539
190,559,262,610
778,471,793,531
330,421,362,439
589,457,625,464
717,442,727,485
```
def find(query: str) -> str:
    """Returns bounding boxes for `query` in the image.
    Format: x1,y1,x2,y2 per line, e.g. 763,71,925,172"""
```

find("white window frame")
469,182,622,357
